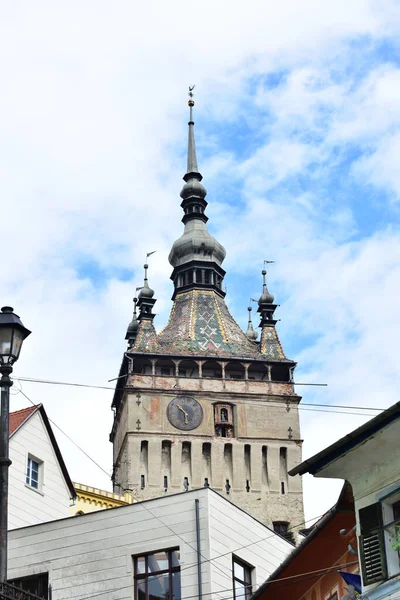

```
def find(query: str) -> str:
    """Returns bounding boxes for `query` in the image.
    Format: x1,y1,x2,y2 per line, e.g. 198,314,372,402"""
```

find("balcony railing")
0,582,45,600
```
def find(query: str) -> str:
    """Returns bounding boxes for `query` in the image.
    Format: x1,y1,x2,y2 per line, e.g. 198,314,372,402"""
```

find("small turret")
137,264,156,321
257,269,277,327
125,297,139,347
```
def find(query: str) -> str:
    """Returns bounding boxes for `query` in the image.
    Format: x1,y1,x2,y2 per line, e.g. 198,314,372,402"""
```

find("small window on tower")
214,404,234,438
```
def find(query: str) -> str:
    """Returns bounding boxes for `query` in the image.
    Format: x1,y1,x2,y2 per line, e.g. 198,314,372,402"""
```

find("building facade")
71,482,135,515
8,405,75,530
111,96,304,531
8,487,293,600
290,402,400,600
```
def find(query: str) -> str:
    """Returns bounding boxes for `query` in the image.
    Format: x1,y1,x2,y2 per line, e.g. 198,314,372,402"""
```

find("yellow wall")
70,483,136,516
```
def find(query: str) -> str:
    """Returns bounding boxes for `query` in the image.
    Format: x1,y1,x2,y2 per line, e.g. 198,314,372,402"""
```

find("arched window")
202,360,222,378
225,362,245,380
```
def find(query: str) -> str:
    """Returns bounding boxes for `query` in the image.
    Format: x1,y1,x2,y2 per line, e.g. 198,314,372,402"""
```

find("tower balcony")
125,356,297,397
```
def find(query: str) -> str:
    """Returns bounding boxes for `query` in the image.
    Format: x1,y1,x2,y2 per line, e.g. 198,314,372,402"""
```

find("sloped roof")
155,289,263,359
9,405,39,435
9,404,76,499
251,483,357,600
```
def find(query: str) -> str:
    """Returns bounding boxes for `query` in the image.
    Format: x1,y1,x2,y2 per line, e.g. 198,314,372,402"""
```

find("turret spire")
258,269,277,327
246,306,258,341
125,297,139,346
137,263,156,321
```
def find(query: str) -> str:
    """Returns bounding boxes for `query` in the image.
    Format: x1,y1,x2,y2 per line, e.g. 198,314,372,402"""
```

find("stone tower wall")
112,374,304,530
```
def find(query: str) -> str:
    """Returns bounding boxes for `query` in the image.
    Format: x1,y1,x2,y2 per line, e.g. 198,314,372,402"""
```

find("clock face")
167,396,203,431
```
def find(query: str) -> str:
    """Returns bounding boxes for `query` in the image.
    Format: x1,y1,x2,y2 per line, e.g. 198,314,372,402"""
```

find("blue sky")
2,0,400,521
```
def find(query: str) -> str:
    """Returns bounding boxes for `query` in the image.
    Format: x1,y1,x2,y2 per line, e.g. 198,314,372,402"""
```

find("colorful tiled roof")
260,326,286,359
9,405,39,435
134,319,160,353
156,289,263,359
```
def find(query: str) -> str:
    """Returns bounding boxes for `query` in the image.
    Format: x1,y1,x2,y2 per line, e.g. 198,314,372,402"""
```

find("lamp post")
0,307,31,583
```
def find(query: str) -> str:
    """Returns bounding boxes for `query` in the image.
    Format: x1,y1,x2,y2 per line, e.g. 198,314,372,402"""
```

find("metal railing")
0,582,45,600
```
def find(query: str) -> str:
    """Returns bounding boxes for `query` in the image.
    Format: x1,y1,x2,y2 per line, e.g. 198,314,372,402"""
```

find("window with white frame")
26,455,42,490
358,489,400,586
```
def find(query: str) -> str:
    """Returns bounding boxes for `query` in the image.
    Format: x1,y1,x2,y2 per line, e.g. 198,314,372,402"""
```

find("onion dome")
246,306,258,341
259,269,274,304
138,264,154,299
125,297,139,344
169,221,226,268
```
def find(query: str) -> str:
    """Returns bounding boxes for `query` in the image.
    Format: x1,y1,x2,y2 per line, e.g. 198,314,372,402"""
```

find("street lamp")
0,307,31,583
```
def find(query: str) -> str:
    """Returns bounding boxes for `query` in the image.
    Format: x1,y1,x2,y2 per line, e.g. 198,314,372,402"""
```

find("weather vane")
188,85,195,119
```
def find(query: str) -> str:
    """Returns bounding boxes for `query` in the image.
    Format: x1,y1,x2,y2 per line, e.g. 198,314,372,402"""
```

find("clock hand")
177,404,189,424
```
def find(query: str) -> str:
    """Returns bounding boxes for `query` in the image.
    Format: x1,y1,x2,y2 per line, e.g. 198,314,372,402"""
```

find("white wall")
8,411,72,529
8,488,292,600
208,491,292,597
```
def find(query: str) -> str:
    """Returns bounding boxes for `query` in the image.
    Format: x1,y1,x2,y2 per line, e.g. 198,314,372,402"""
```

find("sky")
2,0,400,525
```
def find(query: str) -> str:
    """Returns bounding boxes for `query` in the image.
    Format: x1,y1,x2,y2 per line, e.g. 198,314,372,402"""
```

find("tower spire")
168,88,226,299
186,86,200,177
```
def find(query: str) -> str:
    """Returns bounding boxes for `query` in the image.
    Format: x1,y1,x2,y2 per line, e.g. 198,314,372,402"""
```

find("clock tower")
110,93,304,532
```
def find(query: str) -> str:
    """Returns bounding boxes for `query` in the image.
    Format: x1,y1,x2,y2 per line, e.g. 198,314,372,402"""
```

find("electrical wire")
14,375,385,415
76,559,360,600
16,386,231,584
18,388,111,478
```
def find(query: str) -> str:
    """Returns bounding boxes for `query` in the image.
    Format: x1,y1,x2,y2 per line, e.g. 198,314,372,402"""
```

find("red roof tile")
9,405,39,435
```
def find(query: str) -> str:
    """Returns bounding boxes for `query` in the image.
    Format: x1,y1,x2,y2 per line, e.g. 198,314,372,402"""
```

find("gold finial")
188,85,195,107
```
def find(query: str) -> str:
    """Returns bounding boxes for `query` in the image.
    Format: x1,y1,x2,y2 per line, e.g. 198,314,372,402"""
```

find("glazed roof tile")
157,289,262,359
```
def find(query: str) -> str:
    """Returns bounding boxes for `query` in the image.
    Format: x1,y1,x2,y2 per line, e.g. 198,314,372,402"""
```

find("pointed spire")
246,306,258,341
168,88,226,300
125,297,139,345
186,87,200,176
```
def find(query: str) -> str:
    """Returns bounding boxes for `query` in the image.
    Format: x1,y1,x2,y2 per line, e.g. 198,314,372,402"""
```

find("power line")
16,387,231,584
18,389,111,479
77,559,360,600
14,375,385,414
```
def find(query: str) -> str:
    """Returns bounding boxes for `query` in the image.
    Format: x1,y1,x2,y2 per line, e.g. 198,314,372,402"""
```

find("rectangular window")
134,548,181,600
233,556,253,600
382,491,400,577
358,490,400,586
8,573,49,599
26,455,42,490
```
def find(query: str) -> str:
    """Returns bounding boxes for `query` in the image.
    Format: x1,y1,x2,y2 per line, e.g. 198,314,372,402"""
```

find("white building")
8,486,293,600
290,401,400,600
8,404,76,529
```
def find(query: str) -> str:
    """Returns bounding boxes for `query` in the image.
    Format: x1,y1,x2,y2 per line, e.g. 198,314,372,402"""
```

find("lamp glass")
0,327,13,363
11,329,24,362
